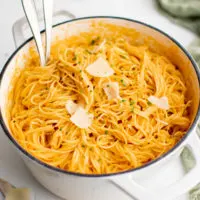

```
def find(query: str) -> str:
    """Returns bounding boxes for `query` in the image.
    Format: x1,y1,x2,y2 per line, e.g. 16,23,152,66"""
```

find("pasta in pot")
8,22,191,174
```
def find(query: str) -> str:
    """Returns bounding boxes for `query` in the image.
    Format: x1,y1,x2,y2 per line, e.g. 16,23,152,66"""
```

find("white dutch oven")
0,13,200,200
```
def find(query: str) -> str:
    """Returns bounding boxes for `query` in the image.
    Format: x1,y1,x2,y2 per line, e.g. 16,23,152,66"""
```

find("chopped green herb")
120,55,126,59
90,36,100,45
89,90,92,93
78,61,81,64
106,84,110,88
130,100,135,106
90,39,95,45
105,130,108,135
85,50,92,54
121,99,126,103
72,55,77,61
59,127,63,131
147,101,152,106
120,79,126,86
79,69,82,73
81,144,85,148
131,107,135,113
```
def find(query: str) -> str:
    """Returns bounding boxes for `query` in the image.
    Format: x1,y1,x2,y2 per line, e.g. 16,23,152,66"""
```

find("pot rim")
0,16,200,178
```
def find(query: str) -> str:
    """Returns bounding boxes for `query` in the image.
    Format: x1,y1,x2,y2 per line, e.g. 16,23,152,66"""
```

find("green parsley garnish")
121,99,126,103
130,100,135,106
81,144,85,148
120,79,126,86
85,49,92,54
72,55,77,61
105,130,108,135
90,39,95,45
147,101,152,106
120,55,126,59
90,36,100,45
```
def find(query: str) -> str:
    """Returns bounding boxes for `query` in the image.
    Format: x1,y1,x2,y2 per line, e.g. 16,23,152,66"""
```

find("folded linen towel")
156,1,200,199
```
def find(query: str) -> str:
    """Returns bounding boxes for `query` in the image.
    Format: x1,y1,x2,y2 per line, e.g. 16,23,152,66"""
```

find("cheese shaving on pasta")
103,82,121,100
148,96,169,110
66,100,79,115
86,57,114,77
70,107,93,128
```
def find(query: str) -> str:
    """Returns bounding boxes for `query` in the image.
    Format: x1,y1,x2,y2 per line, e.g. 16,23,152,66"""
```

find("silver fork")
21,0,54,66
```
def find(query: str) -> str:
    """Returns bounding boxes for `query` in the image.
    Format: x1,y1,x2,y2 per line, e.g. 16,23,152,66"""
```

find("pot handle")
12,10,76,48
110,131,200,200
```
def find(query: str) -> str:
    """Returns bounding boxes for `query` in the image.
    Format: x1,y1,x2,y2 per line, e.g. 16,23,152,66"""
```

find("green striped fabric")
156,1,200,199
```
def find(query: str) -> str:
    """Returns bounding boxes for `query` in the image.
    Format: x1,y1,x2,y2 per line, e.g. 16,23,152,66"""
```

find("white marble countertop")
0,0,197,199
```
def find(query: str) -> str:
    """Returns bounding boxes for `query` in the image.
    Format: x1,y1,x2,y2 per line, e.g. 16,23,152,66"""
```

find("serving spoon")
0,178,30,200
21,0,54,66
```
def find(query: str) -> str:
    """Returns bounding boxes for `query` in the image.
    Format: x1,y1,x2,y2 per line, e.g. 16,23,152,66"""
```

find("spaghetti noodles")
8,22,191,174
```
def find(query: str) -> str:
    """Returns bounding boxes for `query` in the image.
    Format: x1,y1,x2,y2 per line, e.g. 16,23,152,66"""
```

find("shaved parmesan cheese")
103,82,121,100
86,57,114,77
156,118,168,125
70,107,93,128
148,96,169,110
66,100,78,115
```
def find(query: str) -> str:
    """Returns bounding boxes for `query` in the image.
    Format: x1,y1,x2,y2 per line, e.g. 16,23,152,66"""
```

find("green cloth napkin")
156,0,200,199
156,0,200,65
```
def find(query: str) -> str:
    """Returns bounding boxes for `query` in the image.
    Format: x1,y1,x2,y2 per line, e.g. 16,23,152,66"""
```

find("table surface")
0,0,197,200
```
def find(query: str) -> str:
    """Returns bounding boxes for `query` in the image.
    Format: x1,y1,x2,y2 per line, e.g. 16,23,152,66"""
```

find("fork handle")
43,0,53,63
21,0,46,66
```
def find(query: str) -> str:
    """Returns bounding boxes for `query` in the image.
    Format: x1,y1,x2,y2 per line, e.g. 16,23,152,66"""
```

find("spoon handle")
43,0,53,63
0,178,15,197
21,0,45,66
